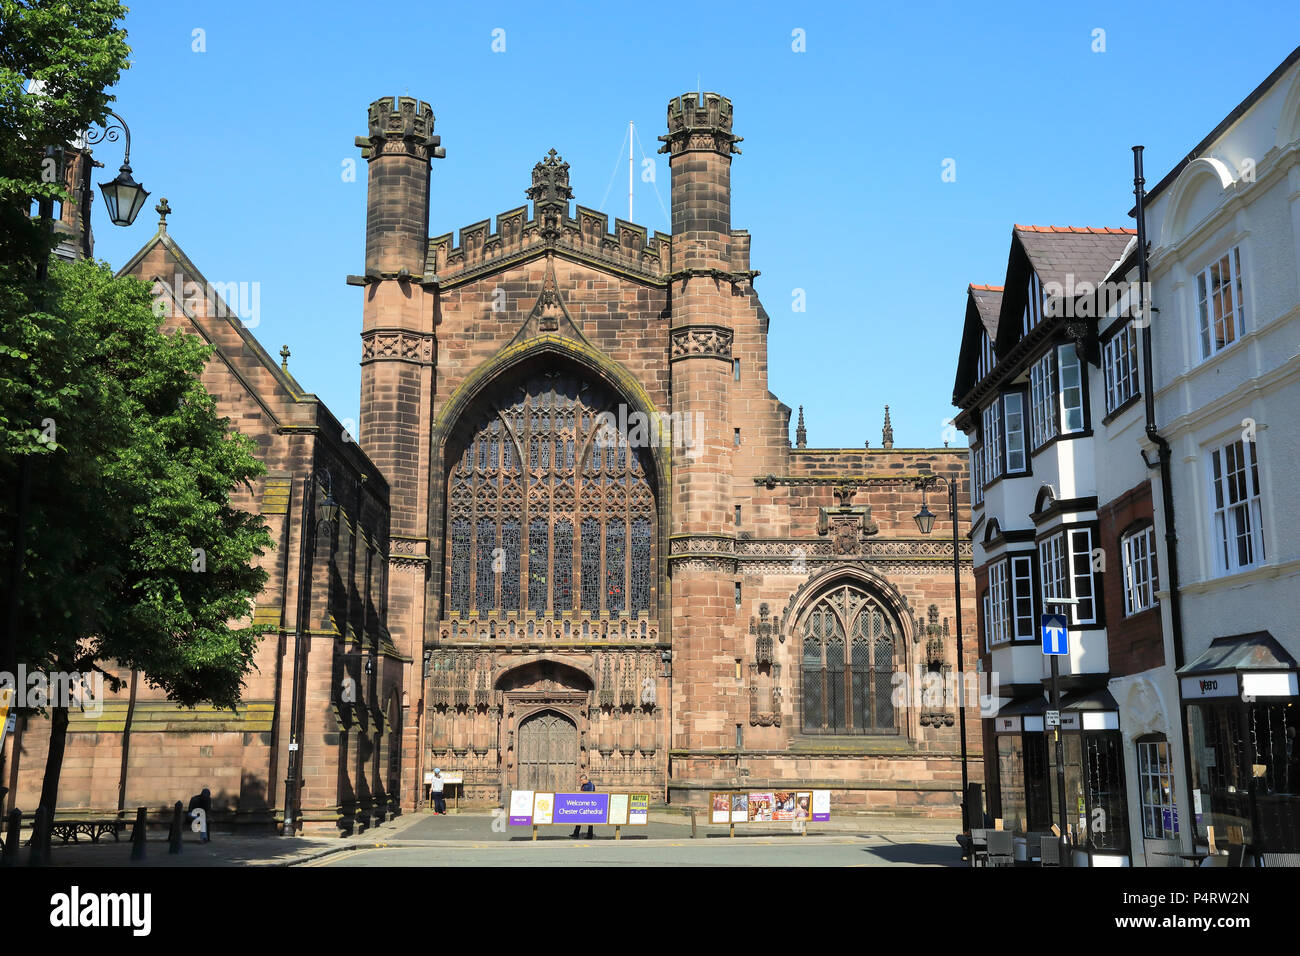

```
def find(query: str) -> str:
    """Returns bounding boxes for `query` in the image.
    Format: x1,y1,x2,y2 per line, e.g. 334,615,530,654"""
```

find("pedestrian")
188,788,212,843
570,772,595,839
431,768,446,815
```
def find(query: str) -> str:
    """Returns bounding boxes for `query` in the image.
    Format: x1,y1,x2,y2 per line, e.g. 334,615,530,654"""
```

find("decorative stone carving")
670,325,733,360
361,330,434,364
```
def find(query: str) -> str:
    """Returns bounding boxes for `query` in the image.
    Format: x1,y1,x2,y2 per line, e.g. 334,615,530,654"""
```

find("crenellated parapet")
658,92,743,156
360,96,446,161
427,151,674,285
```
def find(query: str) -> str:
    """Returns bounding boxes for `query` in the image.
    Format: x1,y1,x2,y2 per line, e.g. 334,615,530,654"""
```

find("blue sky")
90,1,1298,449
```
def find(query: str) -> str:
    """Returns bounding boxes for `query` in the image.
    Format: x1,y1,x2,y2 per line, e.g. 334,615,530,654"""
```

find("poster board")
508,791,649,826
710,790,825,825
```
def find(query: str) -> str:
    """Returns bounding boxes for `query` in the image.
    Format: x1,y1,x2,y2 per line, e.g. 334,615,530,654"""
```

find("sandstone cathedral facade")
361,92,976,815
3,92,976,832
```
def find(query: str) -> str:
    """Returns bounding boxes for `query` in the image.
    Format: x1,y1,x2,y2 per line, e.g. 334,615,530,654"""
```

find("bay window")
1028,345,1086,451
1039,526,1098,625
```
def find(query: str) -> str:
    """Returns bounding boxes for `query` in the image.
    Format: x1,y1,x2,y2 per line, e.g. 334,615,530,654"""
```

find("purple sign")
552,792,610,824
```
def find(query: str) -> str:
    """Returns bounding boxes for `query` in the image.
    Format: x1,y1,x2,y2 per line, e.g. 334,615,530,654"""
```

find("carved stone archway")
496,659,594,797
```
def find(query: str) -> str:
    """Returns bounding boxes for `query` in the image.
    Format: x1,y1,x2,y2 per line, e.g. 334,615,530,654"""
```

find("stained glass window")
630,518,651,614
501,519,521,611
605,520,626,613
800,585,899,734
475,518,496,612
581,518,601,613
528,518,548,613
553,519,573,611
450,518,471,617
444,371,657,622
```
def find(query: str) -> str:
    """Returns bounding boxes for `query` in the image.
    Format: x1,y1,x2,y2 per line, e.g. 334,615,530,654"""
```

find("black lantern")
914,502,937,535
317,483,340,527
98,162,150,227
88,110,149,227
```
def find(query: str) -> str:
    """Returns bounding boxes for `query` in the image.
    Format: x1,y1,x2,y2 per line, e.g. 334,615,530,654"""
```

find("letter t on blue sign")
1041,614,1069,655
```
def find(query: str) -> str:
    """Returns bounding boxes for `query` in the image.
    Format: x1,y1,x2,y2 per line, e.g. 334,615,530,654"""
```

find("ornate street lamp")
88,110,150,227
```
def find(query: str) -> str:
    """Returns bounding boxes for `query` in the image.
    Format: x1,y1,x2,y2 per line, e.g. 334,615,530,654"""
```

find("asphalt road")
309,833,960,867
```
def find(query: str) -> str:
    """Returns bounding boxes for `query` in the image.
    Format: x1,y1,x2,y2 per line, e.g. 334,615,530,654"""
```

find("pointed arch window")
445,371,656,620
799,584,899,735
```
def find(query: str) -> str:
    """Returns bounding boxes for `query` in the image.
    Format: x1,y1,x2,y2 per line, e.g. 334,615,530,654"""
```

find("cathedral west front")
359,91,976,815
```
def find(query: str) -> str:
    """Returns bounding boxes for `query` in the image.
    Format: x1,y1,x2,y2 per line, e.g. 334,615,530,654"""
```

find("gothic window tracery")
799,583,899,734
445,371,656,620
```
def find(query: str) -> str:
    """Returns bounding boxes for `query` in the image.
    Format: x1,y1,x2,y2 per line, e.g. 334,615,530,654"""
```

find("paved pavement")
23,810,962,867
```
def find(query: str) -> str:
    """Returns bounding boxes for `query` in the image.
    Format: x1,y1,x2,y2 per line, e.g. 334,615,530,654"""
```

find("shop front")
992,689,1129,865
1178,632,1299,863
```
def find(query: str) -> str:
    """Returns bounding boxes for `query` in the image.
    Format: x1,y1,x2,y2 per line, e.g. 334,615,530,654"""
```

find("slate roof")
1012,225,1137,289
968,284,1003,339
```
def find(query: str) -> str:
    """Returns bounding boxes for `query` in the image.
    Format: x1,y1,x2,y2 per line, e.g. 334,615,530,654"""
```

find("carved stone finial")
882,404,894,449
795,405,807,449
155,197,171,231
526,149,574,205
279,344,290,371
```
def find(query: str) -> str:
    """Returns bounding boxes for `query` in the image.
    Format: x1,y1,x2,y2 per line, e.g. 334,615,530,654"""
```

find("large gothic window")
800,584,898,735
445,371,656,620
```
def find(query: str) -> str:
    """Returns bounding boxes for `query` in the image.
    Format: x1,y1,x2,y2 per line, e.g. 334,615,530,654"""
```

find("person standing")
431,768,446,815
188,788,212,843
570,772,595,839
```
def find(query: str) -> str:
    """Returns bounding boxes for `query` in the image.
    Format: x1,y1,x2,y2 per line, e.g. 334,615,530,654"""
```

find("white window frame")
987,560,1010,647
1209,437,1265,575
1029,351,1056,449
1039,527,1097,626
1010,553,1035,640
1196,246,1245,360
1102,321,1139,413
1121,525,1158,615
1003,392,1027,474
1056,345,1085,434
982,591,993,652
983,403,1002,483
1137,737,1178,839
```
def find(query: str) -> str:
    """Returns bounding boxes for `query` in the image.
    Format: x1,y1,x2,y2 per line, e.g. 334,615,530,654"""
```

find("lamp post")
86,110,150,227
913,474,970,829
284,468,339,834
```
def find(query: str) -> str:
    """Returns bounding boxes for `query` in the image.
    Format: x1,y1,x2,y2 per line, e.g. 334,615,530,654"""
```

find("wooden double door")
517,709,578,793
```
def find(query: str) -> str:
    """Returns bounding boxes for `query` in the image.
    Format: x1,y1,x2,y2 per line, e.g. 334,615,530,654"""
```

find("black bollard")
167,801,183,855
2,808,20,866
130,806,147,861
27,805,50,866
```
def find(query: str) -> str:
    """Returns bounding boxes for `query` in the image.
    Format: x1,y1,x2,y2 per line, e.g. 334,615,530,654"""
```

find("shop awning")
1177,631,1298,701
1059,687,1120,730
993,695,1045,733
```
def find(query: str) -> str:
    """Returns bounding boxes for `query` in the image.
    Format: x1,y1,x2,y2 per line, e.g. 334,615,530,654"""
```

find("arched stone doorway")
517,709,578,793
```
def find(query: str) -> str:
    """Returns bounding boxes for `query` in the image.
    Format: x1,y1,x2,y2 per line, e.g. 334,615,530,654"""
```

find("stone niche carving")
816,485,880,556
748,662,782,726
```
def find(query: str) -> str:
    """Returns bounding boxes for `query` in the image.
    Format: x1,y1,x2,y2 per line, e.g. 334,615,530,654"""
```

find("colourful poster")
747,791,775,822
532,792,555,825
795,792,811,822
609,793,630,825
731,793,748,823
628,793,649,824
711,792,731,825
509,789,535,826
811,789,831,822
772,791,798,822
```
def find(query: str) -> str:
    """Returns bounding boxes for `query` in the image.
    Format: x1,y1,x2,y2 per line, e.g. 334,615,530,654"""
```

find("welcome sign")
509,791,649,827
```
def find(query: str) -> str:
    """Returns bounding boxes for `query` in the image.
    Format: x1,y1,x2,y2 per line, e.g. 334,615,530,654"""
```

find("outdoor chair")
986,829,1014,867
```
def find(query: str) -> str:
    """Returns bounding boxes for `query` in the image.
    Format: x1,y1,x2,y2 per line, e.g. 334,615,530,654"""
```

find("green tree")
3,257,273,815
0,0,131,281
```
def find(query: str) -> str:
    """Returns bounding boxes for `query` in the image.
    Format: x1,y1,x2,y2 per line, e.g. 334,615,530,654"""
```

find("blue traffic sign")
1041,614,1069,655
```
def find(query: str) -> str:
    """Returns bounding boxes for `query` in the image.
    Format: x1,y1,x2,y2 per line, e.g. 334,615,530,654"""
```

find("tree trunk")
38,705,69,813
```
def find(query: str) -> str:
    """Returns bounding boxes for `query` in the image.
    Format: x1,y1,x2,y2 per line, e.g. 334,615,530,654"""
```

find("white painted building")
1109,45,1300,864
